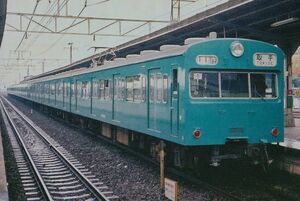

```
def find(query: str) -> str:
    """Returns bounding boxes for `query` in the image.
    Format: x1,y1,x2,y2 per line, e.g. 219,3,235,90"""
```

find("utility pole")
171,0,181,22
42,60,45,73
68,42,73,64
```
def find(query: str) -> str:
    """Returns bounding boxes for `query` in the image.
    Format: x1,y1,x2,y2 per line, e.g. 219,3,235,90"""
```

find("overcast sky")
0,0,225,89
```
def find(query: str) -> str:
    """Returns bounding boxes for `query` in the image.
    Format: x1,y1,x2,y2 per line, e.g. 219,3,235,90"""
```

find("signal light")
193,130,201,139
271,128,279,137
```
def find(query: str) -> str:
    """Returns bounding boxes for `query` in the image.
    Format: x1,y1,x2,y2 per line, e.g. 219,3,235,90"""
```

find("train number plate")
253,53,277,67
196,55,218,65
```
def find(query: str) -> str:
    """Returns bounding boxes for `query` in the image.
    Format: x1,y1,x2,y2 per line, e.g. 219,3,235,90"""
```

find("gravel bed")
6,96,227,201
0,106,26,201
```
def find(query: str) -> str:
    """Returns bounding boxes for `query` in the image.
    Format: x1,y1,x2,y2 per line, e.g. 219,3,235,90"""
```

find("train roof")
22,38,280,84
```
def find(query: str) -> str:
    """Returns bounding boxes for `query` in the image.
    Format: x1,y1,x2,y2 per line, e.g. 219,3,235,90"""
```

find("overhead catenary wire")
25,0,67,50
15,0,41,51
39,0,88,56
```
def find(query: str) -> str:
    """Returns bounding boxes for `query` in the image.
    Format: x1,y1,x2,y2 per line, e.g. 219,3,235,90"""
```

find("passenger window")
118,78,125,100
81,81,89,98
51,83,55,95
126,77,133,101
133,75,142,101
156,74,163,102
99,80,104,99
92,79,98,98
114,78,119,99
76,81,81,98
71,83,75,97
141,75,146,102
163,75,168,103
172,69,178,98
150,74,155,102
104,80,110,100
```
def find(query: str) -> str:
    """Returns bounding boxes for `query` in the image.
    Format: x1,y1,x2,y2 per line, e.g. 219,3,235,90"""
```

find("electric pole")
68,42,73,64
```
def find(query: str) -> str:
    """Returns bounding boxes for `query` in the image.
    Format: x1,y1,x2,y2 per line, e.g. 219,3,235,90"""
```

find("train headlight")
230,41,244,57
271,128,279,137
193,129,201,139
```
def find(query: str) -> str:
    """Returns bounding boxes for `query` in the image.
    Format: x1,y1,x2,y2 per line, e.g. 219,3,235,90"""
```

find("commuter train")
8,37,284,167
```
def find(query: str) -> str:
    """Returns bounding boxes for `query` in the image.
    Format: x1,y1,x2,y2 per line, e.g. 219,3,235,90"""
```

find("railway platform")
281,118,300,150
0,127,8,200
276,118,300,175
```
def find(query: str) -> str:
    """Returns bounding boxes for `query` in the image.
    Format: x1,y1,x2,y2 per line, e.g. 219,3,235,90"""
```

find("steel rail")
1,96,113,201
0,98,53,201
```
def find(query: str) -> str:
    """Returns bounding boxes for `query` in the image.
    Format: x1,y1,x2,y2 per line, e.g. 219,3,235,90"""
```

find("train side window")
104,80,110,100
56,82,59,96
114,77,119,99
150,74,155,102
71,82,75,97
133,75,142,102
76,81,81,98
51,83,55,95
57,81,62,97
141,75,146,102
156,74,163,103
99,80,104,100
62,82,65,97
121,78,126,100
172,69,178,98
59,81,63,97
126,76,134,101
92,79,98,98
163,75,168,103
81,81,89,98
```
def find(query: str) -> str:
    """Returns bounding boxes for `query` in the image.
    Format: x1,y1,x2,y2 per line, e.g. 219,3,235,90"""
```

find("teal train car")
8,38,285,166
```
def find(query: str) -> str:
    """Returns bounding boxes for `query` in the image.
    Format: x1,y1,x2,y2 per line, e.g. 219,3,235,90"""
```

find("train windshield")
190,71,277,99
190,72,219,98
250,73,277,98
221,73,248,97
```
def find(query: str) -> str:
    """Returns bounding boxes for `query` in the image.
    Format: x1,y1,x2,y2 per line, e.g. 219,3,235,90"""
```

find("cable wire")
15,0,41,51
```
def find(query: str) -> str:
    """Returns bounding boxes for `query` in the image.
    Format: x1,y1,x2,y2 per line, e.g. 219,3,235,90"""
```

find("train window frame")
92,78,98,98
150,74,155,103
249,72,278,99
156,73,163,103
189,71,220,98
163,74,168,103
220,72,249,98
189,70,279,100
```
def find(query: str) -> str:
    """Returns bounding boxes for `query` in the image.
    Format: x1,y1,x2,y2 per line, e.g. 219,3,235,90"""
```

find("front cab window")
190,72,219,98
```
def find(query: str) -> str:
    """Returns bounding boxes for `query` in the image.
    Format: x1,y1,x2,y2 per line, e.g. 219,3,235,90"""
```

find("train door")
171,68,179,135
148,68,161,130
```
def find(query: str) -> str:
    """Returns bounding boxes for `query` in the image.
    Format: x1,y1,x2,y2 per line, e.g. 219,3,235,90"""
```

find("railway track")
0,96,119,201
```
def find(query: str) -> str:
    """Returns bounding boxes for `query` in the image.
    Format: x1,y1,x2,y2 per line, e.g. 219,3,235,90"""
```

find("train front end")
183,39,284,165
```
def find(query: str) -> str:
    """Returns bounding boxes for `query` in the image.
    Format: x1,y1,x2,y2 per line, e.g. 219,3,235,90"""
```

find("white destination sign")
165,178,179,201
196,55,218,65
253,53,277,67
